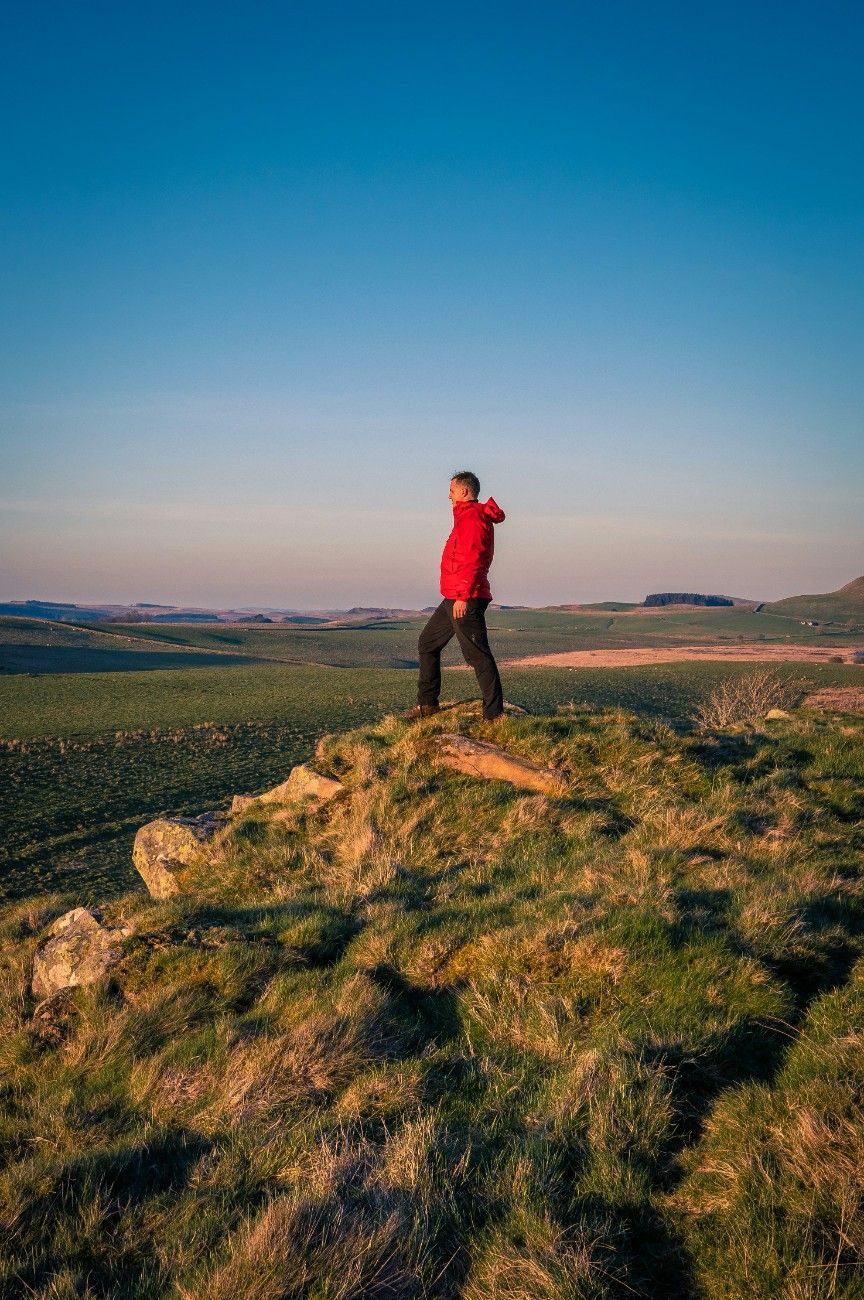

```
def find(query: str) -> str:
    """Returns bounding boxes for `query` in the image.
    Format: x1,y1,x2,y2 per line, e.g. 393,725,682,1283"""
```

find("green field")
4,606,862,677
0,616,271,674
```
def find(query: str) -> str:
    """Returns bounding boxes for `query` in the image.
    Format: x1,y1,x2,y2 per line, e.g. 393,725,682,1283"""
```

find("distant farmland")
3,605,862,676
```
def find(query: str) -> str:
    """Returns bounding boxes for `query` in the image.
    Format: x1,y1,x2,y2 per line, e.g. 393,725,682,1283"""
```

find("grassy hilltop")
3,660,863,903
764,574,864,624
1,700,863,1297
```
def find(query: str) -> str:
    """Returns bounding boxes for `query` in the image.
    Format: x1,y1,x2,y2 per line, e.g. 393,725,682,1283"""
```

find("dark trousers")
417,598,504,720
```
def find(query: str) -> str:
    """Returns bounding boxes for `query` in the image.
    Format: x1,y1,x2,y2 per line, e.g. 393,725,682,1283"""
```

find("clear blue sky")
2,0,862,607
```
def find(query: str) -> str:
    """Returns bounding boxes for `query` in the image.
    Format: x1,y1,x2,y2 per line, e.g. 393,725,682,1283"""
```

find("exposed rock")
230,765,343,816
409,699,528,719
31,907,130,1000
765,708,792,720
432,734,569,794
230,794,257,814
133,811,228,898
447,700,528,717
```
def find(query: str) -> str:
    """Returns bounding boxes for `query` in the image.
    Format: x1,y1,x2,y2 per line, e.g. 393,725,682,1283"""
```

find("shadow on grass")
9,1130,211,1296
650,884,864,1206
367,962,463,1054
562,1194,698,1299
165,900,367,969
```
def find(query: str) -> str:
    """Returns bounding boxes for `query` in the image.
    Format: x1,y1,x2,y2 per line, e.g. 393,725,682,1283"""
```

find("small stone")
133,812,228,899
432,734,568,795
31,907,130,1000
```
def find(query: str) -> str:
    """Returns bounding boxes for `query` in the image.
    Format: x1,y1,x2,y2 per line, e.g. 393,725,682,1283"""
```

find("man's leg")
453,599,504,720
417,601,455,707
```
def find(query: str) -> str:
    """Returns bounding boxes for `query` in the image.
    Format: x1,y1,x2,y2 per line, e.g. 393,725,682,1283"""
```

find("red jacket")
439,498,506,600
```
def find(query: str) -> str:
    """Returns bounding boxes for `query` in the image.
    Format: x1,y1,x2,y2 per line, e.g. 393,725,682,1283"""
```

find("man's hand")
452,599,468,620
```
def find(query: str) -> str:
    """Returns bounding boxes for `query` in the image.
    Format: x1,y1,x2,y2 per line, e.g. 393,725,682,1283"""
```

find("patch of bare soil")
504,643,864,669
803,686,864,713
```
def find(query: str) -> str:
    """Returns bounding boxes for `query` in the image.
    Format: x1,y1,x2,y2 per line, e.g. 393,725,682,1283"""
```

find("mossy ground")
1,702,863,1297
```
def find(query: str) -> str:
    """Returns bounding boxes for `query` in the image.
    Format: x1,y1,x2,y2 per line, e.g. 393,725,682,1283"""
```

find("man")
407,471,506,721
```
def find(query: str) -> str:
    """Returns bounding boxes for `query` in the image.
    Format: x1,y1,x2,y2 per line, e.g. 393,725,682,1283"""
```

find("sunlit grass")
1,702,862,1295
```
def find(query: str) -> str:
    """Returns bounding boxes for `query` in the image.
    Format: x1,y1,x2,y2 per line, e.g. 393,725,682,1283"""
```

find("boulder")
31,907,130,1000
432,734,569,795
133,811,228,899
230,765,343,815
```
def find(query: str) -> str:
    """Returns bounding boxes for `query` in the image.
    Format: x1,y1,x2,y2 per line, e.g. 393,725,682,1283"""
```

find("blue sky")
2,0,862,606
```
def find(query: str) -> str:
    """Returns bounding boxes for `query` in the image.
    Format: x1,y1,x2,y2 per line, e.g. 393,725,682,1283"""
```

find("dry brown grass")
694,668,802,729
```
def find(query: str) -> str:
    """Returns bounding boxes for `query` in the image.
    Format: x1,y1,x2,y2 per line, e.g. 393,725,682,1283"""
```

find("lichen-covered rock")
31,907,130,1000
133,811,228,898
230,765,343,816
432,734,569,794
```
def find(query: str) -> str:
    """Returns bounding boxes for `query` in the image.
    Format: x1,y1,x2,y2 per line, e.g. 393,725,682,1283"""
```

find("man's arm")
451,515,487,617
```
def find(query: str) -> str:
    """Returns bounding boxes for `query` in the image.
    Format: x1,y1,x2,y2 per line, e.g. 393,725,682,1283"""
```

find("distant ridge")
644,593,734,608
764,575,864,623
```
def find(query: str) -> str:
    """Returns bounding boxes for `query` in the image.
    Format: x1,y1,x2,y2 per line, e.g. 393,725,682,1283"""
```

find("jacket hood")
454,497,505,523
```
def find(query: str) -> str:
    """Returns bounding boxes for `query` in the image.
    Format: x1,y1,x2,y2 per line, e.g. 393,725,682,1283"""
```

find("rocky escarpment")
643,592,734,607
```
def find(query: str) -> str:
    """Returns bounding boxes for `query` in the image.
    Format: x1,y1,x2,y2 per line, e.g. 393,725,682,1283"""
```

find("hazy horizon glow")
2,1,862,607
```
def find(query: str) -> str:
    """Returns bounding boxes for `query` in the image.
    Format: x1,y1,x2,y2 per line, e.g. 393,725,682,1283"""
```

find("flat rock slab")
133,811,228,899
433,734,569,795
431,700,528,717
231,765,343,815
32,907,131,1000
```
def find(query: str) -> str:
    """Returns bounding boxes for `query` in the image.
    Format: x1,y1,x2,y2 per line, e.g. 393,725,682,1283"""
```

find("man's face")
449,478,475,503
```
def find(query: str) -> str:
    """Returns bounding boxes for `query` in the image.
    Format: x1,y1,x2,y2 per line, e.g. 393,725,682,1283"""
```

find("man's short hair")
451,470,480,498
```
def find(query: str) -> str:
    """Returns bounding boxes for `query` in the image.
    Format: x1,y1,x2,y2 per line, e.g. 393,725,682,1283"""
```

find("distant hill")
0,600,110,622
644,593,734,608
763,575,864,623
541,602,639,612
149,611,221,622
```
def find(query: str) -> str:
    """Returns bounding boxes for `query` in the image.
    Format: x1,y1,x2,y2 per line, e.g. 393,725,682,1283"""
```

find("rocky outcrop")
31,907,130,1000
133,811,228,898
643,593,733,607
231,765,343,815
432,734,569,794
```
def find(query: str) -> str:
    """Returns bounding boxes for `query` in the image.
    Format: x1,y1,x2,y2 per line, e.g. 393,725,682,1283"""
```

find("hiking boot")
402,704,440,720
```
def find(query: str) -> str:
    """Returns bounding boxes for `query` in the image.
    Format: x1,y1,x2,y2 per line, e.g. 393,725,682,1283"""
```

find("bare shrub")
694,670,801,730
